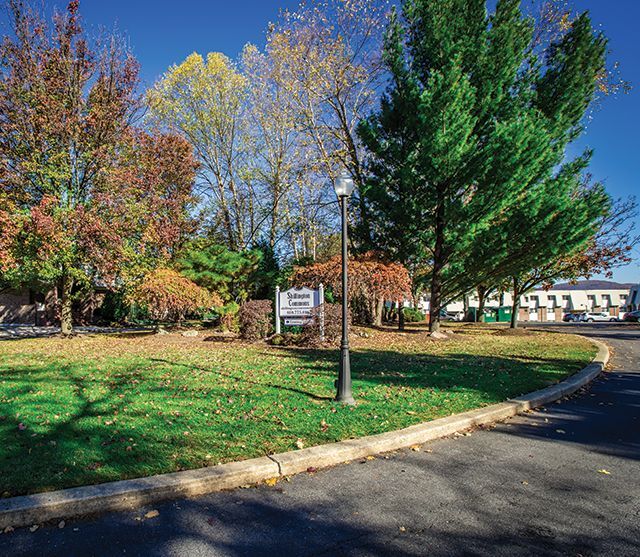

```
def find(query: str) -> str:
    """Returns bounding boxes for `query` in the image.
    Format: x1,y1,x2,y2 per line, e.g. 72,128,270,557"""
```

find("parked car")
562,313,582,322
439,310,458,321
622,310,640,322
579,311,618,323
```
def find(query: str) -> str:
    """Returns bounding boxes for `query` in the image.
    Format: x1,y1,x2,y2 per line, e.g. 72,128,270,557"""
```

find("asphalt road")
2,323,639,557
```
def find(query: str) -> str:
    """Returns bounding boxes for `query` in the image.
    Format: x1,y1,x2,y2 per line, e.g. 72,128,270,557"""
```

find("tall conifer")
359,0,608,331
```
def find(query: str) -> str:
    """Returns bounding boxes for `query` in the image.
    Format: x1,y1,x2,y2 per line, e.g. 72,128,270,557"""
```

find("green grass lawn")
0,324,595,496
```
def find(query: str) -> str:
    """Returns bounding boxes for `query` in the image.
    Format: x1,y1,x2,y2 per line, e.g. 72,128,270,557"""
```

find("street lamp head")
334,170,355,198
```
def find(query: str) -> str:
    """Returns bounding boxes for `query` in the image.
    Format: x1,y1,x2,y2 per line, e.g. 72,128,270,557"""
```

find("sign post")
319,283,325,342
275,286,281,335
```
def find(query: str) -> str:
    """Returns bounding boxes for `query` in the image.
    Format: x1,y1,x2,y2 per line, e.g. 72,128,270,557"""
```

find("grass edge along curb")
0,337,609,530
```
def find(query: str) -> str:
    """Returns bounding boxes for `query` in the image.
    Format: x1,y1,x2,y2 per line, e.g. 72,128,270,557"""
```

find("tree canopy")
0,1,197,333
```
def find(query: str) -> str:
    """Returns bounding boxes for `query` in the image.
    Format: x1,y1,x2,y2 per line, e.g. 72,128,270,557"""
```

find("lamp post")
334,171,355,405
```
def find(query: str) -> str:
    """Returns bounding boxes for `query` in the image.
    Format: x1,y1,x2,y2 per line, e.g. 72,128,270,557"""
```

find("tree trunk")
374,297,384,327
477,285,487,323
429,195,446,333
463,294,470,322
213,178,235,251
398,300,405,331
429,283,442,333
510,277,520,329
60,274,73,336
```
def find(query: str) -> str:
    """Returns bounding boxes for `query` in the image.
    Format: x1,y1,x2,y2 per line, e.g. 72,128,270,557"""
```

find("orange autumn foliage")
292,252,412,304
129,269,222,322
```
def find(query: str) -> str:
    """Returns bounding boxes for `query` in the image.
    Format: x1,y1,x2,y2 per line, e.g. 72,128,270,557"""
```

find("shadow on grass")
0,344,591,496
265,345,589,392
148,357,335,402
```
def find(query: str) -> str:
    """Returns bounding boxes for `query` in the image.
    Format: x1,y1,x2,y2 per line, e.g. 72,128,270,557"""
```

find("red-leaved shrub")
238,300,273,340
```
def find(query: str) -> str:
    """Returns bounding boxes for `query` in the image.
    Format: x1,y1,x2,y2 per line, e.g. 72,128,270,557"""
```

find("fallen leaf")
521,480,529,485
144,510,160,519
264,477,278,487
17,423,26,431
306,466,318,474
399,526,406,532
365,455,375,461
58,520,65,529
3,526,14,534
555,429,566,434
29,525,39,532
598,469,611,475
410,445,421,452
295,438,305,449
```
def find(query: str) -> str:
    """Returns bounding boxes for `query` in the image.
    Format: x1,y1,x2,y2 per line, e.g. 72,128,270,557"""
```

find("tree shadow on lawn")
0,347,590,496
266,345,590,394
0,366,195,496
148,357,335,402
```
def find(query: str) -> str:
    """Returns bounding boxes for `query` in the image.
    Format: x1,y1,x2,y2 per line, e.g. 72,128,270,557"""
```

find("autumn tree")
129,268,221,324
359,0,608,332
241,44,302,250
145,1,391,260
147,52,252,251
0,1,197,334
293,252,411,326
265,0,390,241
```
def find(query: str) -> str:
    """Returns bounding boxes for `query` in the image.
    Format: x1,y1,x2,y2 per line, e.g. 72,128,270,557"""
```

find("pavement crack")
267,454,283,476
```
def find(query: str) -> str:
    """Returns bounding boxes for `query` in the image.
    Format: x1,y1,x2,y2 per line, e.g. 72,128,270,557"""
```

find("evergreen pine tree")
358,0,608,332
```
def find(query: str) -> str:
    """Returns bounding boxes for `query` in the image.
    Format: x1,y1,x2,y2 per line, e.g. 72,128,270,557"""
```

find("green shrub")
403,307,426,323
218,302,239,332
270,332,298,346
99,290,130,324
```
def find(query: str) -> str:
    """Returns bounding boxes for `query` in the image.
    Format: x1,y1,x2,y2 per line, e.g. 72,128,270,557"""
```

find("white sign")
278,287,321,317
284,318,313,326
275,285,325,338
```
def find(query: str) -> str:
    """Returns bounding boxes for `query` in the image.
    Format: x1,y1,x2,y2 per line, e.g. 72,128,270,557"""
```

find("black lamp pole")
336,185,355,405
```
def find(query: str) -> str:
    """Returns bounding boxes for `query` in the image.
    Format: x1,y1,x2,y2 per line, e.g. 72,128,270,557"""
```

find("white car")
579,311,618,323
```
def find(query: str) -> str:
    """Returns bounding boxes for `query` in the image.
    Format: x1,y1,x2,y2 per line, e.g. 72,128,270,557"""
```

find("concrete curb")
0,338,609,530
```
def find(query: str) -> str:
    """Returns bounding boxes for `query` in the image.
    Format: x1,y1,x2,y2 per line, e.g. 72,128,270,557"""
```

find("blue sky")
18,1,640,284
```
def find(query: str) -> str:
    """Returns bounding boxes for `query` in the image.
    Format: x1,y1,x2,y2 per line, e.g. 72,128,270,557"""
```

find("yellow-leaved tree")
147,53,250,250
